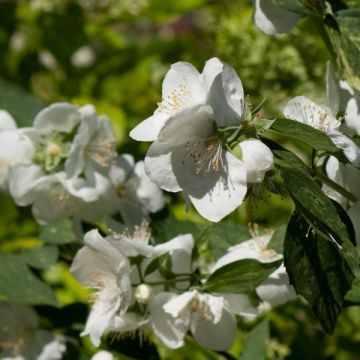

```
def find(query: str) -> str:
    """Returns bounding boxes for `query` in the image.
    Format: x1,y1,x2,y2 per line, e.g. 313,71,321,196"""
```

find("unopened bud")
135,284,153,304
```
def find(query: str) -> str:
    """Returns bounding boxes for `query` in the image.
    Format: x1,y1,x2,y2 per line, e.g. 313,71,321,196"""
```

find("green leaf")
0,253,57,306
203,259,282,294
39,219,78,245
345,275,360,304
20,246,59,269
332,9,360,91
273,149,310,175
206,222,251,260
284,211,357,333
279,163,352,250
144,253,169,277
0,80,43,127
268,118,340,153
239,319,270,360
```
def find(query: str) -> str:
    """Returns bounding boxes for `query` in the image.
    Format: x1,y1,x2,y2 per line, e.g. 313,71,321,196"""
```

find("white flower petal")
344,97,360,136
134,160,165,213
155,234,194,275
328,130,360,166
187,151,247,222
70,246,114,286
283,96,339,132
206,60,245,126
323,156,347,207
223,293,259,318
145,104,215,192
130,111,170,142
81,297,120,347
163,290,196,319
0,110,17,131
256,265,296,306
109,154,135,185
254,0,301,35
150,292,186,349
83,229,128,271
193,309,236,351
34,103,79,134
130,61,205,141
238,139,273,183
157,104,214,144
9,164,45,205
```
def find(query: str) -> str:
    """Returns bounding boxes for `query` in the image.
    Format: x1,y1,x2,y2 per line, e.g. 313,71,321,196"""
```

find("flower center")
261,248,278,260
184,136,224,175
33,134,70,173
86,137,117,167
116,184,127,198
157,84,190,114
45,142,61,156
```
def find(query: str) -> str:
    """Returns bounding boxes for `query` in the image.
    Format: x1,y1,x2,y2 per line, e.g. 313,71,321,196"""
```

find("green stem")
312,168,357,203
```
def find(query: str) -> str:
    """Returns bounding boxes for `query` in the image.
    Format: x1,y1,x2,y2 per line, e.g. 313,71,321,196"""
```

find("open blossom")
150,290,236,351
213,232,296,308
130,57,245,141
253,0,302,35
4,102,116,224
0,302,66,360
71,223,194,347
283,96,360,166
105,154,165,226
131,58,273,222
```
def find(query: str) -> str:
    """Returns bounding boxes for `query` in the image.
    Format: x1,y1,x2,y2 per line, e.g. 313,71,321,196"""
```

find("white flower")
65,104,116,177
132,59,273,222
324,156,360,244
4,102,116,223
326,62,360,136
144,103,273,222
105,154,165,226
71,225,195,347
253,0,302,35
10,169,111,224
150,290,236,350
130,57,245,141
213,232,296,308
70,229,132,347
0,303,66,360
283,96,360,166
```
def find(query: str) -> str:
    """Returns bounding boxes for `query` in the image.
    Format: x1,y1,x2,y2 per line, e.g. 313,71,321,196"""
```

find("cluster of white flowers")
0,104,164,226
70,223,295,351
0,303,66,360
130,57,274,222
281,63,360,244
2,49,359,358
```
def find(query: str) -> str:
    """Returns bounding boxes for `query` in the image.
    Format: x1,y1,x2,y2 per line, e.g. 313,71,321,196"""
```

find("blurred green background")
0,0,359,359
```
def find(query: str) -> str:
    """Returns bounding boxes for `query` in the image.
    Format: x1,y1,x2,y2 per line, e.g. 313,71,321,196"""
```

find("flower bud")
135,284,153,304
